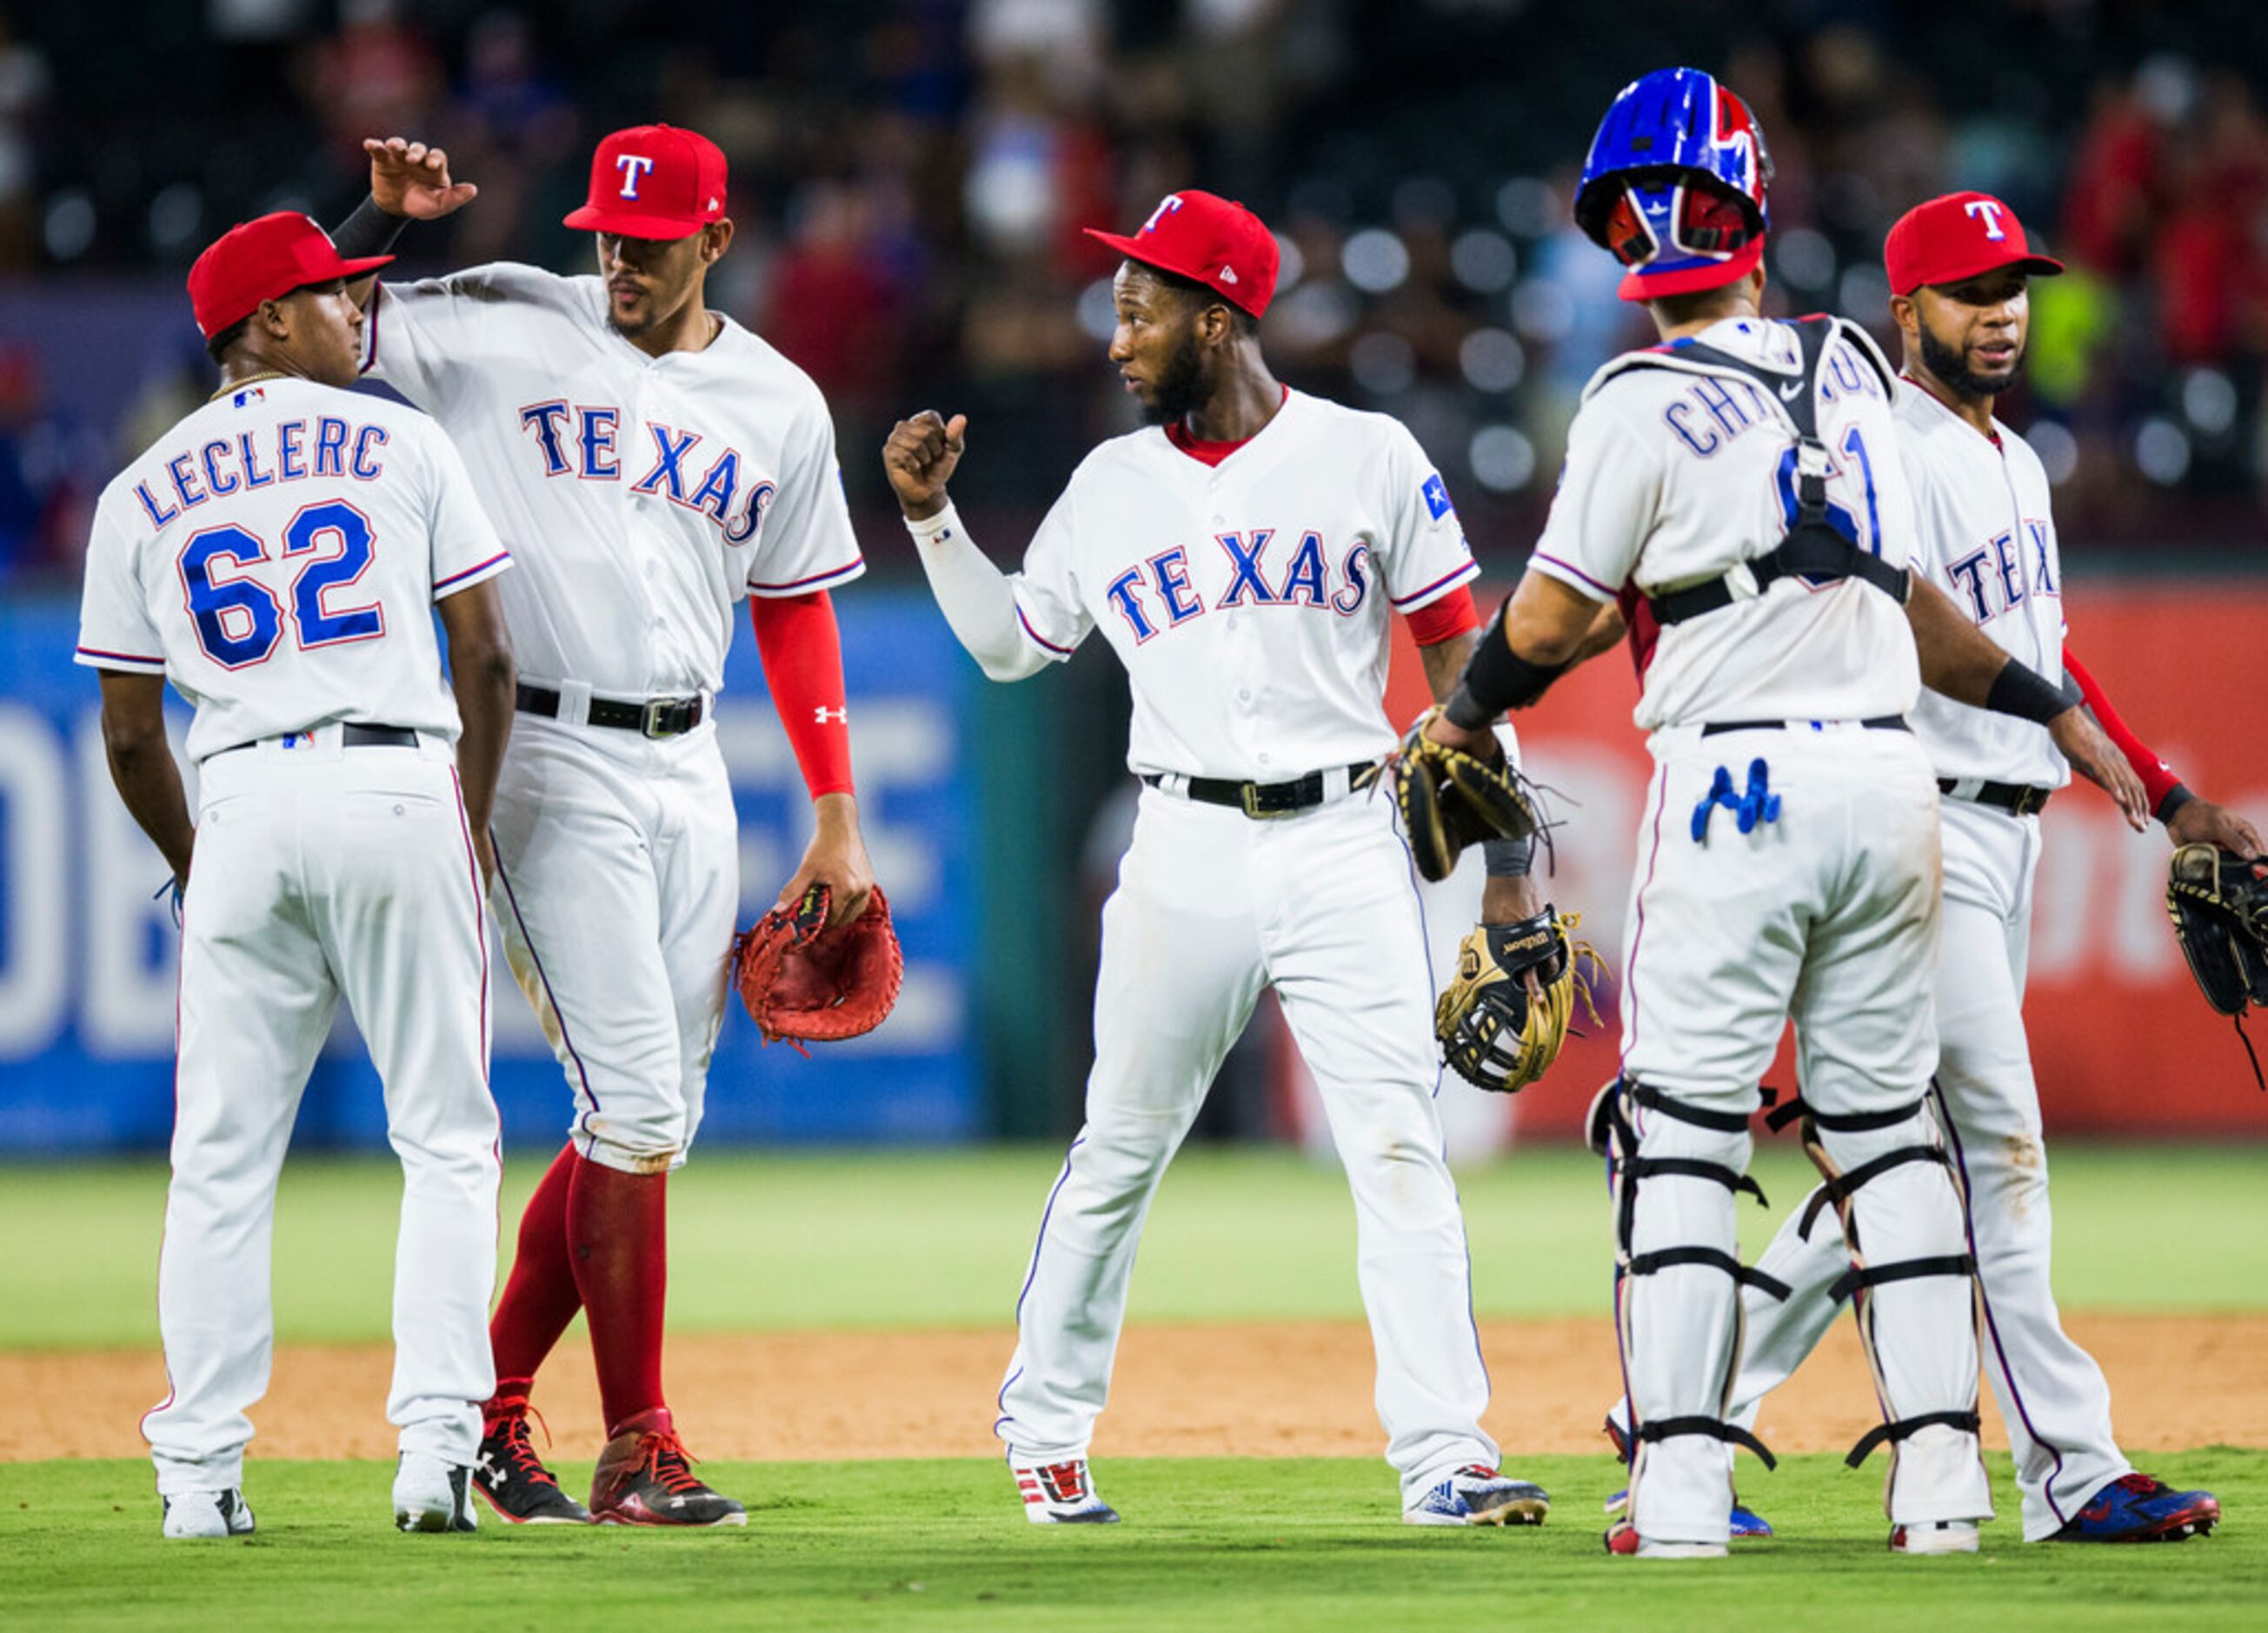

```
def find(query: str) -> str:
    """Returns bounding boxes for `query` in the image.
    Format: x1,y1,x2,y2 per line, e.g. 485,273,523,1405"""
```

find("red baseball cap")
1884,191,2064,297
563,123,728,237
187,212,393,340
1086,190,1279,318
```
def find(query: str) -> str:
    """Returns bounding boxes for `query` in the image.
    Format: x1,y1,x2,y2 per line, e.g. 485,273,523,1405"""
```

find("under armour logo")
1141,194,1185,236
615,154,655,199
815,706,848,724
1963,198,2008,241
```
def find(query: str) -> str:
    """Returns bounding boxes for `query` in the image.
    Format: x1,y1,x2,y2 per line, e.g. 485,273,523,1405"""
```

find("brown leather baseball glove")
732,883,902,1050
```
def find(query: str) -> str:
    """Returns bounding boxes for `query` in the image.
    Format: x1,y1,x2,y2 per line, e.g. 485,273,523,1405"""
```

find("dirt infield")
10,1313,2263,1465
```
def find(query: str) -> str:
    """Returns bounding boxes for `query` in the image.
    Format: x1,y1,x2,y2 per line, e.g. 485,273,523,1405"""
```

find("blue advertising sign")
0,591,981,1151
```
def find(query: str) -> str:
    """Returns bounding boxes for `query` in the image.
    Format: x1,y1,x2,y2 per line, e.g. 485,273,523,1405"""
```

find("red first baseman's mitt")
732,883,902,1050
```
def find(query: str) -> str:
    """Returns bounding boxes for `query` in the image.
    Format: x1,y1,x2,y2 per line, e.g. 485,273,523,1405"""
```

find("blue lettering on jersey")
136,414,389,538
1990,528,2027,611
1944,547,1995,623
313,416,350,477
519,401,573,476
2027,519,2057,595
1279,531,1327,606
1105,566,1156,642
632,424,703,500
1332,543,1369,615
578,407,620,478
1215,530,1279,606
1147,546,1205,626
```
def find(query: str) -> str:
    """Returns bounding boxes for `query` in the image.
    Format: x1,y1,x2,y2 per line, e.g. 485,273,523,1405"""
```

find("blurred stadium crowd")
0,0,2264,587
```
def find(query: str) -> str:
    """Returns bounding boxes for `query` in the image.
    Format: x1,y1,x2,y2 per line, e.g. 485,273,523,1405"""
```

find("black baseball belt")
515,682,705,738
1939,777,2055,817
1141,761,1374,819
1699,715,1910,737
211,722,419,758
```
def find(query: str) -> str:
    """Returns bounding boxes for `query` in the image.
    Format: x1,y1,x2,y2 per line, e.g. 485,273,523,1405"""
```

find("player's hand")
2050,705,2149,832
778,792,875,929
363,137,479,220
1421,707,1500,762
2167,797,2265,859
883,410,967,522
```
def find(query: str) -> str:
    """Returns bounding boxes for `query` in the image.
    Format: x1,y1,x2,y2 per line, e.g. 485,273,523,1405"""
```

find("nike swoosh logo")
1779,378,1804,400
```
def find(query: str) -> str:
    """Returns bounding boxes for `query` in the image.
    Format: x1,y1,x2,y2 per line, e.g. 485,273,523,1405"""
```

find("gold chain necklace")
208,369,295,403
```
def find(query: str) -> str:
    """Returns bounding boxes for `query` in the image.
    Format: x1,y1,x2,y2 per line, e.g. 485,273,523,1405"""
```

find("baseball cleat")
475,1403,591,1524
1405,1464,1550,1527
2049,1474,2219,1543
1605,1485,1771,1537
393,1452,478,1533
161,1488,255,1540
1013,1456,1119,1524
1605,1520,1726,1558
589,1408,746,1528
1890,1520,1979,1555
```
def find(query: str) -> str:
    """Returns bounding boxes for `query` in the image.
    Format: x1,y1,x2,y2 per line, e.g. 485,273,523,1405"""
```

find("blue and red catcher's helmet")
1574,68,1772,303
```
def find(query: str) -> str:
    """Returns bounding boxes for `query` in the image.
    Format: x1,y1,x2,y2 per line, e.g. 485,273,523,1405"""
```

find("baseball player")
329,130,875,1526
78,213,515,1537
1604,191,2254,1544
1424,70,2150,1557
884,190,1552,1530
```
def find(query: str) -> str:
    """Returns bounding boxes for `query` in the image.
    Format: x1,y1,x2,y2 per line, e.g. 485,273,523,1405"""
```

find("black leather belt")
1700,715,1909,737
1939,777,2054,817
212,723,418,757
516,682,704,738
1141,762,1373,819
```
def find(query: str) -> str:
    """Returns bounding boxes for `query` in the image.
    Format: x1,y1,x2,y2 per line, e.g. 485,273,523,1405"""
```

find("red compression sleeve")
750,590,855,799
1407,584,1483,646
2064,645,2185,814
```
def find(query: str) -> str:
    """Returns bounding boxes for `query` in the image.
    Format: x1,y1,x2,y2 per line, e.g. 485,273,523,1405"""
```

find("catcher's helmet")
1574,67,1772,303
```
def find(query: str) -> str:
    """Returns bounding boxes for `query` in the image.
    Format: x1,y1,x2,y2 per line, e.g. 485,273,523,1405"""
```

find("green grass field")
3,1144,2263,1629
5,1143,2264,1346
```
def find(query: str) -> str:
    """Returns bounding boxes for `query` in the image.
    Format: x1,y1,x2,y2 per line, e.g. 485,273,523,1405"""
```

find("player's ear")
1889,291,1918,342
702,218,734,264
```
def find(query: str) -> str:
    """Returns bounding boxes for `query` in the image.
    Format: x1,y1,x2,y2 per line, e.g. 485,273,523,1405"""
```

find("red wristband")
2063,645,2182,812
750,590,855,799
1407,585,1482,646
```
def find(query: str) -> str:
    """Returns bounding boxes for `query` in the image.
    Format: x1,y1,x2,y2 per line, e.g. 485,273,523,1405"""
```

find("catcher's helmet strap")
1622,320,1910,627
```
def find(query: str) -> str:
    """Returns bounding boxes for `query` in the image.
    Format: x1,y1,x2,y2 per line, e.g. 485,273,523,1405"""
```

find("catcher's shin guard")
1590,1079,1784,1545
1787,1092,1992,1528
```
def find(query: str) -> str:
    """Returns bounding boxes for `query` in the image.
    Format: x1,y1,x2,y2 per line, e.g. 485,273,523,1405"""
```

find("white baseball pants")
1719,795,2128,1538
145,730,499,1494
995,783,1500,1505
487,712,740,1175
1611,723,1991,1547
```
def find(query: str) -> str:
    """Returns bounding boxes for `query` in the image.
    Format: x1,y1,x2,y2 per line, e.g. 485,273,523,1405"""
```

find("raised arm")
334,137,481,307
882,410,1055,683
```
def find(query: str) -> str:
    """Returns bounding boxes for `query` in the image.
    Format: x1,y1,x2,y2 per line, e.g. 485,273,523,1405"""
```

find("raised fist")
881,410,968,521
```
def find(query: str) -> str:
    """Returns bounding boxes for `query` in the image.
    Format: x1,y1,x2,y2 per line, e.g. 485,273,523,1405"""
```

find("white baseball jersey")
76,377,510,763
362,263,864,699
1529,317,1923,731
1897,383,2068,789
1006,389,1479,779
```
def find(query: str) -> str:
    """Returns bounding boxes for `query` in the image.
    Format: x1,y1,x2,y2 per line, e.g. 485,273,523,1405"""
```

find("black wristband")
1481,835,1534,879
2155,783,2197,826
331,195,410,261
1447,601,1569,728
1983,659,2070,725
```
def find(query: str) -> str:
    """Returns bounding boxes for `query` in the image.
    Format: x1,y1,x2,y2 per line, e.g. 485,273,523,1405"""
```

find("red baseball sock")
486,1142,583,1416
566,1153,668,1435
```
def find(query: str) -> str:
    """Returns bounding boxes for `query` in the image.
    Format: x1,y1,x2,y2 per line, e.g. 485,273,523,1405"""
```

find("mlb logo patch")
1421,473,1454,522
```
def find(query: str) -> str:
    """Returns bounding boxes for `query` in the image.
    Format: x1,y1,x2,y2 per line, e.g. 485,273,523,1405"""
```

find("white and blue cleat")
1406,1464,1551,1527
